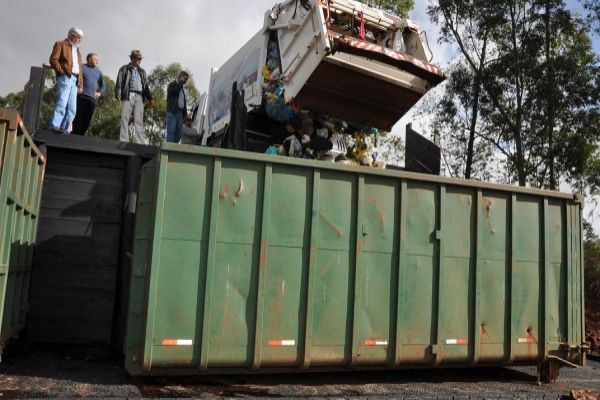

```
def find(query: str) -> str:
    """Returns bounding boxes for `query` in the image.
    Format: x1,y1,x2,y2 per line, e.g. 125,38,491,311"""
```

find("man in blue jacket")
72,53,105,135
166,71,189,143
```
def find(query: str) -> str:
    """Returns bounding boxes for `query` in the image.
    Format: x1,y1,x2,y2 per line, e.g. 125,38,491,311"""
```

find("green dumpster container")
125,143,585,381
0,108,46,356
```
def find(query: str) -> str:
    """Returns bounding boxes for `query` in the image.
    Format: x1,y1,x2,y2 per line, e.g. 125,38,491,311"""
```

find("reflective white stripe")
268,339,296,346
162,339,193,346
518,338,535,344
364,339,388,346
445,338,468,345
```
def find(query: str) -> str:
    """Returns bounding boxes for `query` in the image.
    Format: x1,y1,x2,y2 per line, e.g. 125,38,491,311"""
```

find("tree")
367,0,414,17
425,0,600,189
427,0,502,179
582,0,600,35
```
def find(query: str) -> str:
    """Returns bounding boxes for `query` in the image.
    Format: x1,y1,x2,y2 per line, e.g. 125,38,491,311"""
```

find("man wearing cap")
115,50,155,144
48,27,84,134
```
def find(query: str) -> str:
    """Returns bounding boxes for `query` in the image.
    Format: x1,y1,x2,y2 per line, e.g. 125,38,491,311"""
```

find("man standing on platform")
166,71,189,143
48,27,84,134
72,53,105,135
115,50,155,144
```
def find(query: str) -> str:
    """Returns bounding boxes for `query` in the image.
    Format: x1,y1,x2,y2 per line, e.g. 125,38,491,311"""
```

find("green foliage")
0,91,25,110
583,0,600,35
88,76,120,140
424,0,600,190
584,230,600,298
366,0,414,17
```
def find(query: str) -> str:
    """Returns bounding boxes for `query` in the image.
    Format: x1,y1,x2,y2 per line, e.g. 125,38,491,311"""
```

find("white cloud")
0,0,276,95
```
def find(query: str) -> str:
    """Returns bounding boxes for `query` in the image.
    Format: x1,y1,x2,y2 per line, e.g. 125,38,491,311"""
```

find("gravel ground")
0,344,598,399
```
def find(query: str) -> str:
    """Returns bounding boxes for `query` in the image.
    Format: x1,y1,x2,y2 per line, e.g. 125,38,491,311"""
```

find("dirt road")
0,344,598,399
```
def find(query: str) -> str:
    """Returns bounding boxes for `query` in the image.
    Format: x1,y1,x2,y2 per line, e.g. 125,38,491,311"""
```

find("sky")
0,0,598,231
0,0,456,97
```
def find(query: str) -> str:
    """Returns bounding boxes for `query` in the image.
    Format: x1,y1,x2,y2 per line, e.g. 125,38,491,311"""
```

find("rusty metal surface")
0,345,599,398
124,143,585,376
0,108,46,351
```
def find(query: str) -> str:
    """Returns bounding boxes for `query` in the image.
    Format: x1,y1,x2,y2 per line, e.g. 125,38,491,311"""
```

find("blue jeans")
49,74,78,133
166,111,184,143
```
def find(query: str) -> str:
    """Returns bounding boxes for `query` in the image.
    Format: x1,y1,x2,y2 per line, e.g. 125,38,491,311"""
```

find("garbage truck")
192,0,445,162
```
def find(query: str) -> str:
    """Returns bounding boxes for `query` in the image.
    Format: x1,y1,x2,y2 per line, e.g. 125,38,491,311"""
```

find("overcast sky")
0,0,454,96
0,0,598,230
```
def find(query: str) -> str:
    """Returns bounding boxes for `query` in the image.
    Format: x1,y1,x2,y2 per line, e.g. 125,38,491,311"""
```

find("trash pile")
261,35,386,168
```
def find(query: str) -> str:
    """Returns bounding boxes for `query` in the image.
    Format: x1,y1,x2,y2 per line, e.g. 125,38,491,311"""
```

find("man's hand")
144,99,156,110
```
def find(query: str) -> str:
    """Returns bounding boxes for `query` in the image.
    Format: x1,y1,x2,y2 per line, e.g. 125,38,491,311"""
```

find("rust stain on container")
376,208,385,232
319,211,343,237
235,179,244,197
219,184,229,200
259,241,268,269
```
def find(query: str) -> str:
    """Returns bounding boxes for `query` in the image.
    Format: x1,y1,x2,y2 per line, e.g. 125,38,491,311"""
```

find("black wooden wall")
26,132,156,349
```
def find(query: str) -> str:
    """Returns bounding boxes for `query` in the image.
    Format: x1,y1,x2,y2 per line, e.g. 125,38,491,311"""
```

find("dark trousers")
71,95,96,135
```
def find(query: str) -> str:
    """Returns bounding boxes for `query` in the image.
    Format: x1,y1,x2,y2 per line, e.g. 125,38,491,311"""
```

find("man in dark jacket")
115,50,155,144
72,53,105,135
48,27,84,134
166,71,189,143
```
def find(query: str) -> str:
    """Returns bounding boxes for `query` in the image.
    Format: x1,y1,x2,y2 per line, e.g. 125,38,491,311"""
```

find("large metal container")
0,108,46,355
125,143,585,380
27,132,156,351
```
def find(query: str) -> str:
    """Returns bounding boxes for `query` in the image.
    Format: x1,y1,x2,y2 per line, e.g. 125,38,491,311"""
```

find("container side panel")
316,172,357,251
405,182,437,256
399,182,438,363
514,196,541,262
478,192,509,361
355,177,398,364
443,188,475,258
311,249,351,363
478,260,507,359
545,200,567,347
160,153,212,241
261,247,308,365
362,177,399,253
151,240,203,367
439,257,472,362
267,166,311,248
207,242,259,366
146,152,214,368
205,158,263,367
438,188,474,362
356,251,395,364
216,160,263,245
309,172,356,364
261,165,311,366
512,196,541,359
